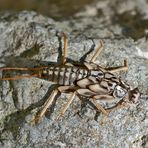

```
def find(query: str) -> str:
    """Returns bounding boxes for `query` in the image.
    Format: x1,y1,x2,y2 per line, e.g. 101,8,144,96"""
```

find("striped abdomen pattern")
41,66,89,85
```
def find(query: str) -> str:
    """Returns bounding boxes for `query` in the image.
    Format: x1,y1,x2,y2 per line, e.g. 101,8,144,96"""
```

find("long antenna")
0,74,39,80
0,66,47,80
0,67,48,71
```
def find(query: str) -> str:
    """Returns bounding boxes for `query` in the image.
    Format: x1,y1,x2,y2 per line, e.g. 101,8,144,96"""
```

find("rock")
0,10,147,148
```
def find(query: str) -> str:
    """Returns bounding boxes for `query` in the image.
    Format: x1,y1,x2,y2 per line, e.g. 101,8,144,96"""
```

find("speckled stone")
0,10,147,148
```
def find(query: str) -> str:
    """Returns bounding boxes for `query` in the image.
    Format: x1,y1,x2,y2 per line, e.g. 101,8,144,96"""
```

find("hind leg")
56,91,77,120
31,85,77,124
61,32,68,65
91,94,115,115
90,40,104,63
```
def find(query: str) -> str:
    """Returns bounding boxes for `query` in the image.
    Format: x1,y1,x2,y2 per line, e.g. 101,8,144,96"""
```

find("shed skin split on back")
0,32,140,124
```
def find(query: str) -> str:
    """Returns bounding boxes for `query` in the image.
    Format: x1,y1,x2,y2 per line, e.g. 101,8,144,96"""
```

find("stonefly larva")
0,32,140,124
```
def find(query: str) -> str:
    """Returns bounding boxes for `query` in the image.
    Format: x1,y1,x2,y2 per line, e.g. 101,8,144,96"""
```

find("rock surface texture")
0,10,147,148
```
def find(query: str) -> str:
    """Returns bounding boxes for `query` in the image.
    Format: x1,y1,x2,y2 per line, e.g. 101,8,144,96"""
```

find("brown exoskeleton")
0,32,140,124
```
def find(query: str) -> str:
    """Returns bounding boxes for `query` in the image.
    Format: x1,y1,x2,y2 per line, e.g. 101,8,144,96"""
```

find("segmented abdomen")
42,66,89,85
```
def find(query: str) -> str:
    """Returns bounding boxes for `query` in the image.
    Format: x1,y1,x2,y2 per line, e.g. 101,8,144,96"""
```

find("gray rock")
0,11,147,148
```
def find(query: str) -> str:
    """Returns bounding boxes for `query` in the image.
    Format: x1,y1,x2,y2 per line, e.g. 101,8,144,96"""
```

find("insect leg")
61,32,68,65
93,94,115,101
56,91,77,120
105,59,128,73
105,99,127,112
90,99,109,115
92,95,128,114
32,85,77,124
31,89,59,124
57,85,78,92
90,40,104,63
90,94,115,115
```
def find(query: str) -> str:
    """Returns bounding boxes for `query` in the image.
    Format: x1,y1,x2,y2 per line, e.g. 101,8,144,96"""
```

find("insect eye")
129,88,140,103
113,86,126,98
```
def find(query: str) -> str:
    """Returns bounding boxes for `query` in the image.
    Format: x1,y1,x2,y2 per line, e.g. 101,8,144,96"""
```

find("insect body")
0,32,140,124
39,63,139,105
40,65,89,85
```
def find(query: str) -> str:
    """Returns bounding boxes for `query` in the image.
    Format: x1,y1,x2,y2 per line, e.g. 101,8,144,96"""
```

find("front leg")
105,99,128,112
76,88,113,115
92,95,128,115
91,95,115,115
90,99,109,115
